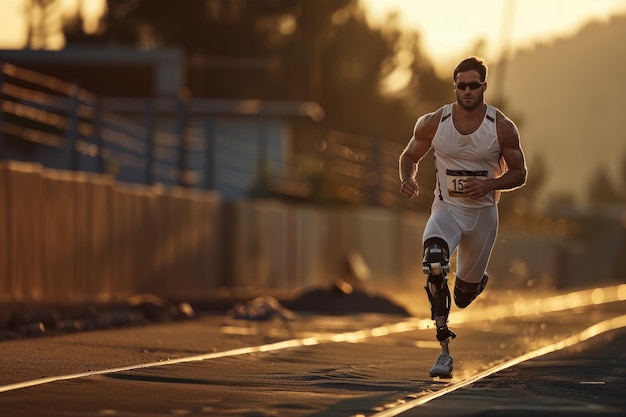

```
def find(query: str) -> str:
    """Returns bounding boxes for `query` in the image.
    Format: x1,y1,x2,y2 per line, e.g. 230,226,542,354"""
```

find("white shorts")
422,200,498,284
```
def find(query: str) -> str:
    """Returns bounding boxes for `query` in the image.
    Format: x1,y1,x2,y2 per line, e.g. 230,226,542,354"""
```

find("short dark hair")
453,56,488,82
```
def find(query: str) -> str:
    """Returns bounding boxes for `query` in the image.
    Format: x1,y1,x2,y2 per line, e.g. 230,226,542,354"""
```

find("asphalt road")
0,285,624,417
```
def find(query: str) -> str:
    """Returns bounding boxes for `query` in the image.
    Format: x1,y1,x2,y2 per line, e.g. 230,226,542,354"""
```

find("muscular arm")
493,114,527,191
398,110,440,198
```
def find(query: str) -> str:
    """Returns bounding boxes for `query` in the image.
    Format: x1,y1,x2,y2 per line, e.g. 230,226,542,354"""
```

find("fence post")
253,117,268,197
144,99,155,185
369,137,382,206
93,97,105,174
203,117,215,190
66,83,80,171
176,91,189,187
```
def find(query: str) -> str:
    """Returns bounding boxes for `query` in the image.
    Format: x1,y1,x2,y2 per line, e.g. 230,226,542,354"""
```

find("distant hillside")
492,13,626,208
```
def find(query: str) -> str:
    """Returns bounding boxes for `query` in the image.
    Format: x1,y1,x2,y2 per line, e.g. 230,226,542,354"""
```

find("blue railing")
0,61,192,188
0,61,412,206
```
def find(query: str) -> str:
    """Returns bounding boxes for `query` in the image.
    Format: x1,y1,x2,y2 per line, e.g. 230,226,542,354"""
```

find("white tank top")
432,103,504,208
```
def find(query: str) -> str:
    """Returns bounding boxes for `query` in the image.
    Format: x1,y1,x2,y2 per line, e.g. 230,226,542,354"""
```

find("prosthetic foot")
422,238,455,377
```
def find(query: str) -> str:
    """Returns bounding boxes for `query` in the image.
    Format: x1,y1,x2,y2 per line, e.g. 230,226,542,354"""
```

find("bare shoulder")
495,109,520,146
414,107,444,140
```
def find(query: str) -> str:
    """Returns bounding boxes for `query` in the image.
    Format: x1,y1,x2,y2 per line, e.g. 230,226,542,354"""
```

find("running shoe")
429,352,454,377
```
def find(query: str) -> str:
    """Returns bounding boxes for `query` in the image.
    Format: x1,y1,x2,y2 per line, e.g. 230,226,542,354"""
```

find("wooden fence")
0,161,222,304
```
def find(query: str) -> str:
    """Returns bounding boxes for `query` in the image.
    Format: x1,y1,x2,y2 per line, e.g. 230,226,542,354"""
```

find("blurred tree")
318,12,405,137
27,0,63,49
587,167,621,207
400,32,450,115
63,0,449,139
64,0,351,100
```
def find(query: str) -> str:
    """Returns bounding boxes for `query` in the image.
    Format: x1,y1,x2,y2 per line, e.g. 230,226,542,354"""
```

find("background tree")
63,0,448,139
587,167,621,208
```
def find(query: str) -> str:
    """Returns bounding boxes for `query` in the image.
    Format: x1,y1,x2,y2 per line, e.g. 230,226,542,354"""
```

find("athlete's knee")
422,237,450,277
454,273,489,308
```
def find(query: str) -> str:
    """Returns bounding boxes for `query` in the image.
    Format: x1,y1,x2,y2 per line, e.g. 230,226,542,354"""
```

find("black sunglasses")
455,82,485,90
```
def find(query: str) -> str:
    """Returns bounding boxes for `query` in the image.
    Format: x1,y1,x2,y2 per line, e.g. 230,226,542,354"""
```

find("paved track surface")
398,327,626,416
0,286,624,416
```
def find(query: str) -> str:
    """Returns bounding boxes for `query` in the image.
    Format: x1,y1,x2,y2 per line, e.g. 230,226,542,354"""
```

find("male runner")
398,56,527,377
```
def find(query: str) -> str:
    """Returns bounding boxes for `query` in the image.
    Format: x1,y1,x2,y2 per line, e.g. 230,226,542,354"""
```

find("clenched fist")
399,178,418,198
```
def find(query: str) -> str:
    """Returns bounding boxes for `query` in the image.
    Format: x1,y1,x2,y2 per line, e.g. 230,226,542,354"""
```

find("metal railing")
0,61,190,188
1,61,415,208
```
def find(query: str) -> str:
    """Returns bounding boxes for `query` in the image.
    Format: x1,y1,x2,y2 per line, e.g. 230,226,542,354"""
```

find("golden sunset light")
0,2,625,414
360,0,626,70
2,0,625,59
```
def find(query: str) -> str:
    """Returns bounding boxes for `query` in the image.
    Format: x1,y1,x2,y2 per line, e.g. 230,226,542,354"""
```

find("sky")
360,0,626,71
1,0,625,60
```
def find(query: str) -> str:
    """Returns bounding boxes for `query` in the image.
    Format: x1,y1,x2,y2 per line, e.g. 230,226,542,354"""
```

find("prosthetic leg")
422,238,455,377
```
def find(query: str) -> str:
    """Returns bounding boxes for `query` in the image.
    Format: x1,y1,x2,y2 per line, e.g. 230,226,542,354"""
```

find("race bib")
446,170,487,197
